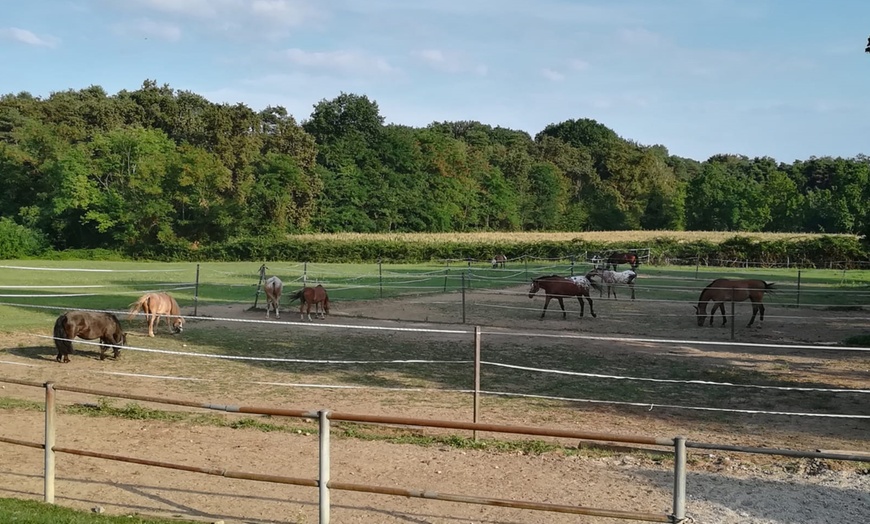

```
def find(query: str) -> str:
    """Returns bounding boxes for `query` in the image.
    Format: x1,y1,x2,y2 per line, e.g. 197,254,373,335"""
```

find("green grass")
0,497,201,524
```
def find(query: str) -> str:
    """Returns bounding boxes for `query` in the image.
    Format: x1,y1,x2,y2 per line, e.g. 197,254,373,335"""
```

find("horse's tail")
764,282,776,293
127,295,148,319
287,289,304,304
53,314,73,355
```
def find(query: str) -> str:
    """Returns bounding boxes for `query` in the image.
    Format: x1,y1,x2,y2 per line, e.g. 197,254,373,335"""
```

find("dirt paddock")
1,286,869,523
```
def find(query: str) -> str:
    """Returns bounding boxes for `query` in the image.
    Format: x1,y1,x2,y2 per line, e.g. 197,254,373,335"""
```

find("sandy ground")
1,284,869,523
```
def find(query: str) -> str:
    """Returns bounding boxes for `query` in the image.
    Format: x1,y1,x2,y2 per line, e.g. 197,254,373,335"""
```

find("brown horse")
128,292,184,337
491,254,507,269
53,310,127,362
528,275,597,320
264,276,283,319
288,285,330,321
606,252,639,271
694,278,775,327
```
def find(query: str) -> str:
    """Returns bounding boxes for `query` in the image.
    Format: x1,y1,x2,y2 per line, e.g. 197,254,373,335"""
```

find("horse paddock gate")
0,378,687,523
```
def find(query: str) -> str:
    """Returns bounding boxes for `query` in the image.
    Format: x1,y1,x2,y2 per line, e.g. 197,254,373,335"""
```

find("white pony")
585,268,637,300
264,276,283,318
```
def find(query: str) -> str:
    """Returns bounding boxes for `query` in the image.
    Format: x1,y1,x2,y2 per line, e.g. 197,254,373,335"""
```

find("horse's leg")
611,285,618,300
717,302,727,326
99,340,108,360
557,297,566,319
630,282,636,300
540,297,551,319
147,314,156,337
575,296,584,317
585,296,596,317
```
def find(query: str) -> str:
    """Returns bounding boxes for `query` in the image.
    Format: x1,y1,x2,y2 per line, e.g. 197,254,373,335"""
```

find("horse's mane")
168,294,180,315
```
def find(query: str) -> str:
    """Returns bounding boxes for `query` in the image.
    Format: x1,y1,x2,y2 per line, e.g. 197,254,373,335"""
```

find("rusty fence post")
44,382,56,504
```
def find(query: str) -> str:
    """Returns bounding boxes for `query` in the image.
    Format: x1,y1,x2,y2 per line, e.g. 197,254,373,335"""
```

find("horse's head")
693,305,706,326
171,316,184,334
528,279,541,298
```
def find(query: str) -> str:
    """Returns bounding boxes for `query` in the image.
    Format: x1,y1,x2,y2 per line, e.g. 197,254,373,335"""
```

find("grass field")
0,497,199,523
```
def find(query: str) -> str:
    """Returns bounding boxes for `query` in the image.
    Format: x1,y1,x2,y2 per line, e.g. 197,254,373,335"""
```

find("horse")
585,268,637,300
528,274,598,320
128,292,184,337
264,276,283,319
53,310,127,363
694,278,775,327
288,285,330,321
491,254,507,269
606,252,639,271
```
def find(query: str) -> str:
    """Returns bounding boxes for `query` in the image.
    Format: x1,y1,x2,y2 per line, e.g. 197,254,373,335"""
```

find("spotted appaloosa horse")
528,274,599,320
264,276,283,319
585,267,638,300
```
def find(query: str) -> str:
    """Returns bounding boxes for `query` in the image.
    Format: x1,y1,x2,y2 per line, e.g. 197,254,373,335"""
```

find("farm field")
1,259,869,523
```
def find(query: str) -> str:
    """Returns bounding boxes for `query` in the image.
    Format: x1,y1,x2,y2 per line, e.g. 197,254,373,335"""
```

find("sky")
2,0,869,163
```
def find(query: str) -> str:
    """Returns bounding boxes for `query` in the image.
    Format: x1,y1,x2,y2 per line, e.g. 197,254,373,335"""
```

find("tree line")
1,80,868,256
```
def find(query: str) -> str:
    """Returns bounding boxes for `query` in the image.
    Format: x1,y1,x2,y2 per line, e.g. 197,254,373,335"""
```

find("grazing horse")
606,252,640,271
288,285,330,321
586,268,637,300
491,254,507,269
528,274,598,320
694,278,775,327
53,310,127,363
264,276,283,319
128,292,184,337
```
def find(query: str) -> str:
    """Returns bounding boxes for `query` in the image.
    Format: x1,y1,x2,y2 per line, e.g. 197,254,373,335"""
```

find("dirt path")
1,289,869,523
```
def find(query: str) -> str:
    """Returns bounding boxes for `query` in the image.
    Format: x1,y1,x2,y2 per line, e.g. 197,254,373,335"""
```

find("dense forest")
1,80,868,257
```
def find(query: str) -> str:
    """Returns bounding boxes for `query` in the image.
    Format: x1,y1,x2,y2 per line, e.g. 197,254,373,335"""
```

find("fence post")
303,262,308,285
473,326,481,441
672,436,687,522
193,263,200,316
796,269,802,308
569,255,575,276
461,272,467,324
695,256,700,280
44,382,56,504
378,258,383,299
443,266,449,292
253,264,266,309
319,410,331,524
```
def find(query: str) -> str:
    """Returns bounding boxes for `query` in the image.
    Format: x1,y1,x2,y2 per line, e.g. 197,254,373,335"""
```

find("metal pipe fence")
1,377,681,523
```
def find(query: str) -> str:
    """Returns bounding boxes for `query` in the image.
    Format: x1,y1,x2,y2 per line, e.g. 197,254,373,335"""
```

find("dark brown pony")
528,275,597,320
491,254,507,269
128,292,184,337
694,278,775,327
53,310,127,363
606,252,639,271
288,285,330,321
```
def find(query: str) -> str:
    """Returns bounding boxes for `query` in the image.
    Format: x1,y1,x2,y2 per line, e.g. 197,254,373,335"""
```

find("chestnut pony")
528,274,598,320
288,285,330,321
128,292,184,337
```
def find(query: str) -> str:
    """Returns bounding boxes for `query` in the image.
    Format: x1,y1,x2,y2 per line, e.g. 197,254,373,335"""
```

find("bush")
0,218,49,259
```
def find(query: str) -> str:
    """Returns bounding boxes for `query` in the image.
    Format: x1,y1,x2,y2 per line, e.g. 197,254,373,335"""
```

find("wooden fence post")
44,382,56,504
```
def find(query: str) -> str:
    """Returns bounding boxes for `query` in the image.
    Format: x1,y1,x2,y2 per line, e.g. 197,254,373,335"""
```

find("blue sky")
2,0,869,163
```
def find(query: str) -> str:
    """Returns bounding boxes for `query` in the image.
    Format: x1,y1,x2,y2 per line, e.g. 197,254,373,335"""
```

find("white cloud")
617,27,666,47
568,59,589,71
0,27,59,48
280,48,395,75
541,68,564,82
412,48,487,76
112,19,182,42
117,0,322,39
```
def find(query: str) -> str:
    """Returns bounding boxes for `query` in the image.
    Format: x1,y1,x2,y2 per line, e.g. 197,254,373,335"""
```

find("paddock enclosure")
1,257,869,522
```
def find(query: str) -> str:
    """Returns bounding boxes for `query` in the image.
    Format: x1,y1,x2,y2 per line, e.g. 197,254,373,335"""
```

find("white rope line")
482,361,870,394
480,391,870,419
0,265,186,273
3,360,865,419
0,293,101,298
36,335,473,364
480,329,870,353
